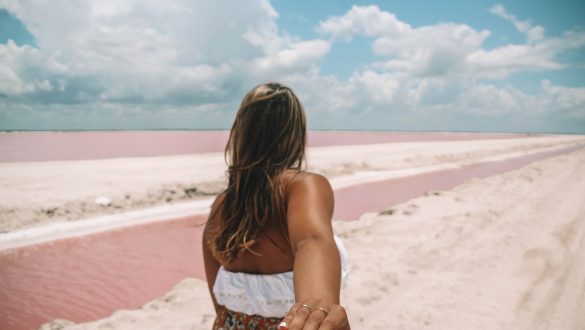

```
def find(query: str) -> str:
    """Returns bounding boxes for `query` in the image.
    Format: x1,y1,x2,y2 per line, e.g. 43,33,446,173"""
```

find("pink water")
333,144,584,220
0,215,208,329
0,133,580,330
0,131,529,162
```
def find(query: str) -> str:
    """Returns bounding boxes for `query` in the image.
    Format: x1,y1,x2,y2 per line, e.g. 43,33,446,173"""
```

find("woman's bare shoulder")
285,171,333,215
284,171,334,251
286,170,332,193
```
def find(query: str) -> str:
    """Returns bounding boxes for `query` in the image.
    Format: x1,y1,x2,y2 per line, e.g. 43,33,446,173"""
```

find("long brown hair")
210,82,307,262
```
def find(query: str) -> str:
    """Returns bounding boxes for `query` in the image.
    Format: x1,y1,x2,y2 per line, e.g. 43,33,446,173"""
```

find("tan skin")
203,170,350,330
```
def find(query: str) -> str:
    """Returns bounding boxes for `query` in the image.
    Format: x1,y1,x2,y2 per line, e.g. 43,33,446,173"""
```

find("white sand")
1,135,583,236
37,138,585,330
337,147,585,330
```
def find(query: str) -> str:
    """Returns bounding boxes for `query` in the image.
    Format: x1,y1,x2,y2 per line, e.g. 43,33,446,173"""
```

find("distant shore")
0,130,530,162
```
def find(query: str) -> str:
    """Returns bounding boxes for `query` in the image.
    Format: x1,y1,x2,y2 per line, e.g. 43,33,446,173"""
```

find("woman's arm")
281,173,350,330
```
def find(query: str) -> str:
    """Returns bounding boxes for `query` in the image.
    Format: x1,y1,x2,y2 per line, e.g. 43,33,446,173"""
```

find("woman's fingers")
303,305,329,330
319,304,350,330
279,301,314,330
287,300,318,330
281,300,350,330
279,306,295,330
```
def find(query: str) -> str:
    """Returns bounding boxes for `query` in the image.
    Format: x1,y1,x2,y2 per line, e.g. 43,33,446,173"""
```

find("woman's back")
206,169,307,275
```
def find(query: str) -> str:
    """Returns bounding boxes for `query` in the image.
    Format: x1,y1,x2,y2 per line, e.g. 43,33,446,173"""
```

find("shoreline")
1,135,583,236
1,140,583,251
0,131,546,163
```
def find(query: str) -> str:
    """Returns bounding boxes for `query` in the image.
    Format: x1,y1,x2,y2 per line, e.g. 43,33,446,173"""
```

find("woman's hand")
278,300,350,330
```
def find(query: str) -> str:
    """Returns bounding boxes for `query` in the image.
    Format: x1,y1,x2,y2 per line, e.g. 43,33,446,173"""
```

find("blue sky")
1,0,584,133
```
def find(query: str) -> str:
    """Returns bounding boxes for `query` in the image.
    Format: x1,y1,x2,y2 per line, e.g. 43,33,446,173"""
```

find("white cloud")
0,0,330,104
467,44,561,79
468,27,585,78
0,0,20,16
0,40,51,95
318,5,491,78
350,70,402,105
317,5,410,39
541,80,585,119
311,4,585,124
252,39,330,74
490,4,544,43
456,83,524,116
0,2,584,132
318,4,585,81
372,23,490,77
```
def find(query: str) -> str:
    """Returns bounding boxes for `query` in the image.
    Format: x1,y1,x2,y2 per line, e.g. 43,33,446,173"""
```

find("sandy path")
1,135,583,233
40,145,585,330
337,147,585,329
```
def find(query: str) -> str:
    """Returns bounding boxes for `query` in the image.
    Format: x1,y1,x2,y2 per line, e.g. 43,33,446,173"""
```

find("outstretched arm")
280,173,350,330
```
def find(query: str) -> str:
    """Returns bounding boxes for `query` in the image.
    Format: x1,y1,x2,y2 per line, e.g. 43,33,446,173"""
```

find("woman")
202,82,350,330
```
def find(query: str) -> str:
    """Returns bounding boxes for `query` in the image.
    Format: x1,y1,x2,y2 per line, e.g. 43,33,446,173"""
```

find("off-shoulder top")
212,235,349,318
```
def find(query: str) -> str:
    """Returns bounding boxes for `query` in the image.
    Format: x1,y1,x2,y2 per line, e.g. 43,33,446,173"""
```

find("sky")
0,0,584,133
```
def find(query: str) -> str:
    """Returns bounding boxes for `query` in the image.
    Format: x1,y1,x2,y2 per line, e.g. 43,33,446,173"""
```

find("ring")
292,303,312,312
293,303,312,312
299,303,312,310
315,306,330,316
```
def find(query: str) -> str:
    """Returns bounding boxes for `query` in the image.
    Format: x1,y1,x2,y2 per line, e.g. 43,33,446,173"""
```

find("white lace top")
213,235,349,318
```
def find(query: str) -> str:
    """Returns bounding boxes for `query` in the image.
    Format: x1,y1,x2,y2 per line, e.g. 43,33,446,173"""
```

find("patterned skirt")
212,305,283,330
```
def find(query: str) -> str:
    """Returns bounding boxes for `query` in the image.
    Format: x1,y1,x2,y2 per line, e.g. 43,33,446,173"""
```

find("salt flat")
34,136,585,330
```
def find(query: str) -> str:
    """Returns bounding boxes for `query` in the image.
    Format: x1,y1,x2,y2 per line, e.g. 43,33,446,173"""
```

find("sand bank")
40,144,585,330
1,135,583,236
